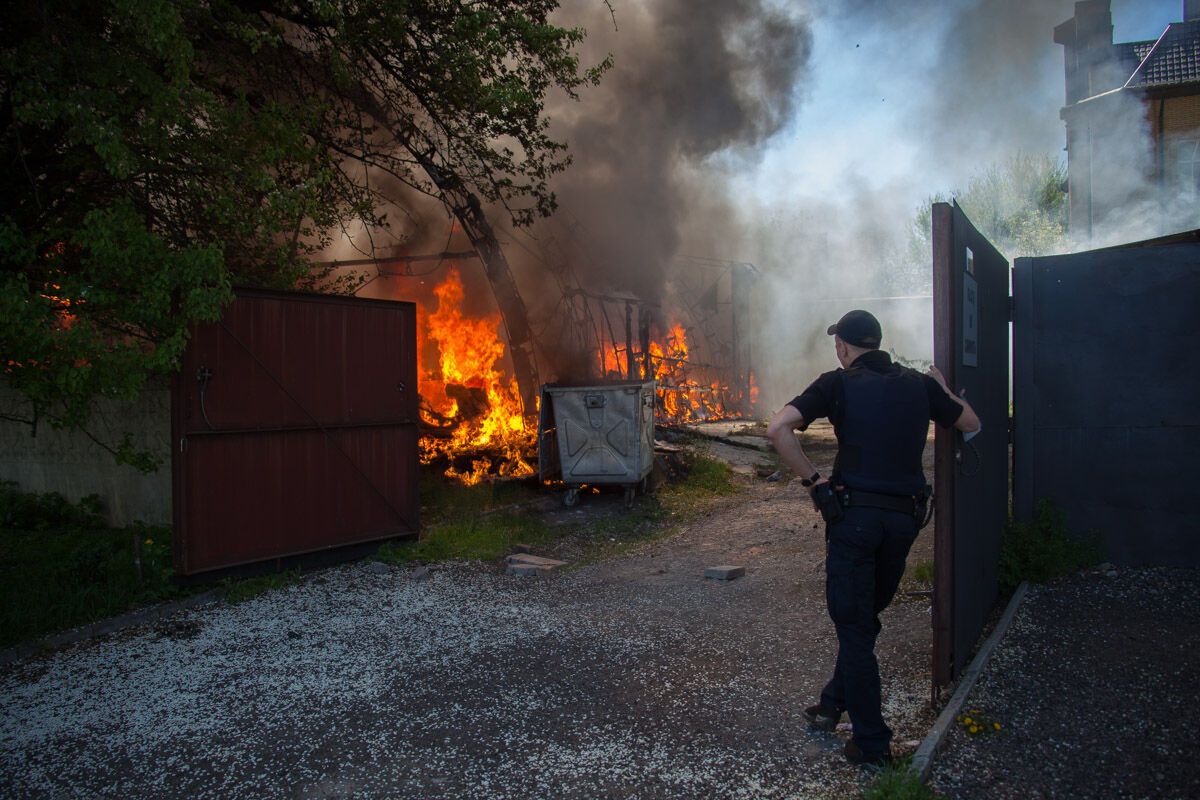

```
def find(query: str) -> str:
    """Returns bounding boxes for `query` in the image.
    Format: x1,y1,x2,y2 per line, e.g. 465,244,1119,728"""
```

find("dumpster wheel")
623,485,636,508
563,488,580,507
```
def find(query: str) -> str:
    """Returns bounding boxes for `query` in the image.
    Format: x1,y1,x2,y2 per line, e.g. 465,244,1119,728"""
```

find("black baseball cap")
826,309,882,348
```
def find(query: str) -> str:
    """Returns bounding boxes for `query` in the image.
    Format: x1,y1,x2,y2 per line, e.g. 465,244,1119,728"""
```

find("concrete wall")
0,381,171,527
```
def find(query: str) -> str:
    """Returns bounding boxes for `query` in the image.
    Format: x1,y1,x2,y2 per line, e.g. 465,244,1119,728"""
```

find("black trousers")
819,505,919,756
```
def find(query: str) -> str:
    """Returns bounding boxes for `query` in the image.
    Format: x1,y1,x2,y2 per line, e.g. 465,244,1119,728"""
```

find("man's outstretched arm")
766,405,820,480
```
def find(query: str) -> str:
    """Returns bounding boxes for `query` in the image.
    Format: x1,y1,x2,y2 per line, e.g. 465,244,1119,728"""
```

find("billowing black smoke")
542,0,812,302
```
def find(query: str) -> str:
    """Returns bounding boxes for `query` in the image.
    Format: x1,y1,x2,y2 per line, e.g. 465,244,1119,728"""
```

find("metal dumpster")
538,380,655,506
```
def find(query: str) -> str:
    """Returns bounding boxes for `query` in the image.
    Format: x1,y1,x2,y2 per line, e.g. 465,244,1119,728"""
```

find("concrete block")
704,565,746,581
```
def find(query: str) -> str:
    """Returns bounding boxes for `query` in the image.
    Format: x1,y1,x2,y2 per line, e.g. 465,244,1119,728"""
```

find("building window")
1169,137,1200,198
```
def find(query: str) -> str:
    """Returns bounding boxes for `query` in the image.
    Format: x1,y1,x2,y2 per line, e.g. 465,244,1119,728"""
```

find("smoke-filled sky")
339,0,1186,404
737,0,1180,226
531,0,1184,403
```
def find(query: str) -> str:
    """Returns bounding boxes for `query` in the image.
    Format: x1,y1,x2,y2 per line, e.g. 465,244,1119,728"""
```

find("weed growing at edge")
908,559,935,585
956,707,1003,737
0,482,186,647
0,482,324,646
219,570,302,604
861,758,937,800
998,499,1104,594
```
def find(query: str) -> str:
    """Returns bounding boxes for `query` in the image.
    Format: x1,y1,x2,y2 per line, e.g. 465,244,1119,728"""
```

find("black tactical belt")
843,490,918,514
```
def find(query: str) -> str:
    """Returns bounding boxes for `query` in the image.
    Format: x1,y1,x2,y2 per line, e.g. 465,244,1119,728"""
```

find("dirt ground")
0,424,941,799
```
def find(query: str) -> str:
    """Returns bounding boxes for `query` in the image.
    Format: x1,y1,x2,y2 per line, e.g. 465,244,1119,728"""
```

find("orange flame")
419,272,756,483
594,321,743,425
418,268,534,484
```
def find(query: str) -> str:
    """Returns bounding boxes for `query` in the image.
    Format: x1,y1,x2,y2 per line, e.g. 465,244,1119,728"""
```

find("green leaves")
891,152,1068,295
2,0,605,463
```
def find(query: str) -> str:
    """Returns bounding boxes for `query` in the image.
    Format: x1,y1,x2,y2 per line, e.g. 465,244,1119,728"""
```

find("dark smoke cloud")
542,0,813,301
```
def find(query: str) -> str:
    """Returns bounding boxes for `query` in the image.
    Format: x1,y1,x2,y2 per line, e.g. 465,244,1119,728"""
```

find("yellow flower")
969,725,980,734
993,722,1002,730
963,717,973,725
144,538,154,545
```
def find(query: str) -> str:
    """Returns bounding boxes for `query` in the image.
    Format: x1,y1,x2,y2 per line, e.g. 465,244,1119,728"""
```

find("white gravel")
1,484,933,799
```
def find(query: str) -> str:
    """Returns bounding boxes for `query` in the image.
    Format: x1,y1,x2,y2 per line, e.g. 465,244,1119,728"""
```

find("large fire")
596,322,743,425
417,268,534,484
418,270,756,483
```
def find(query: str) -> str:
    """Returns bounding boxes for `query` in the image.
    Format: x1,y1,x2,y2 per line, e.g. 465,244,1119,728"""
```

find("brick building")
1055,1,1200,238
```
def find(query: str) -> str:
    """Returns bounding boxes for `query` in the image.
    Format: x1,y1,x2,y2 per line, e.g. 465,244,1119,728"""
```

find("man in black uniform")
766,309,979,767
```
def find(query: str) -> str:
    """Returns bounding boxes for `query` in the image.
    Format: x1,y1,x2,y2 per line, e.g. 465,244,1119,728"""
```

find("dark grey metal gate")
1013,235,1200,566
931,202,1011,689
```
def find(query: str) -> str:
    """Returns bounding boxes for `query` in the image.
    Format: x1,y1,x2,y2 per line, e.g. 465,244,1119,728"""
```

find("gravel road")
0,461,937,799
928,567,1200,800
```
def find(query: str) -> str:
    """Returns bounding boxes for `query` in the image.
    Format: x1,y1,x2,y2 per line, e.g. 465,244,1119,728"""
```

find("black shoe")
844,739,893,768
803,704,841,731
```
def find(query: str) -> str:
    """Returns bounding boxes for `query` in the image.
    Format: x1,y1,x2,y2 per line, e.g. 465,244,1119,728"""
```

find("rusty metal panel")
931,202,1010,691
172,289,418,576
931,203,955,693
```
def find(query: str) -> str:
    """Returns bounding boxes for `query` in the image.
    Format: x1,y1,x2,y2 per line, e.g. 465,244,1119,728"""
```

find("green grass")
0,482,190,648
660,453,738,505
378,511,556,564
862,760,937,800
908,559,935,585
376,471,557,564
218,570,302,604
382,451,739,567
998,499,1104,594
417,470,541,523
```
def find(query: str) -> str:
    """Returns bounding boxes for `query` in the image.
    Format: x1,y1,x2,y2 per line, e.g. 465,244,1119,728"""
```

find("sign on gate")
931,202,1011,690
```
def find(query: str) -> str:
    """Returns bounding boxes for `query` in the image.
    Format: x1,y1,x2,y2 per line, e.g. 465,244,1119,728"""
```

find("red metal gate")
171,289,419,576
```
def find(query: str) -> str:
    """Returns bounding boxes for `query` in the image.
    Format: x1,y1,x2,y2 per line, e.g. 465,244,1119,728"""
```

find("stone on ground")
505,553,567,576
704,565,746,581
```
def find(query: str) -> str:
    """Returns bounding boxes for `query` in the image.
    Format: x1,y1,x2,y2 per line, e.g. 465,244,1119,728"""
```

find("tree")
885,152,1067,296
1,0,608,466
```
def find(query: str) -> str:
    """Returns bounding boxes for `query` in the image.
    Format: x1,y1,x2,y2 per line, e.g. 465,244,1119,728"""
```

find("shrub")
0,481,107,530
998,499,1104,594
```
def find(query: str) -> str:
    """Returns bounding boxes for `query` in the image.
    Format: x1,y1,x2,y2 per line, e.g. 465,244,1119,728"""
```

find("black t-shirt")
787,350,963,430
